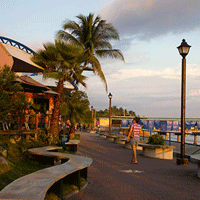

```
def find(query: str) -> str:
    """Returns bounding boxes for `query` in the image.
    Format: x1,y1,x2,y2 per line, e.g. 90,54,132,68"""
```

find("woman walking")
127,117,142,164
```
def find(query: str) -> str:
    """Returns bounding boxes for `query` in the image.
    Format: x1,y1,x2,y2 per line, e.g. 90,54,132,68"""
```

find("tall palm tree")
32,41,88,139
57,13,124,91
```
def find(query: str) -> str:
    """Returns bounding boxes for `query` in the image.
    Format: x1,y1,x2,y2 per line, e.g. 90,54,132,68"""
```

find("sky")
1,0,200,118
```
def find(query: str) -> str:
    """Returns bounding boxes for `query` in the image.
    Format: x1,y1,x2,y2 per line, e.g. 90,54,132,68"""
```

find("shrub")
147,134,165,145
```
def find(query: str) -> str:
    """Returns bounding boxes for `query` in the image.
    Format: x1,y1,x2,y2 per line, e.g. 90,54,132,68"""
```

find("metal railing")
141,129,200,146
97,126,200,146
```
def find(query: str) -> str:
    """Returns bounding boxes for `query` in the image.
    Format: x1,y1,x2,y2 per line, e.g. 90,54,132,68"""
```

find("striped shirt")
132,123,141,138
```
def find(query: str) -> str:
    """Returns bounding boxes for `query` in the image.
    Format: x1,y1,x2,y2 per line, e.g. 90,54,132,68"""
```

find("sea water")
168,133,200,145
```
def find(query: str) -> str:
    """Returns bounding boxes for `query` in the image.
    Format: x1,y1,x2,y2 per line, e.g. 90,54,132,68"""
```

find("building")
0,36,76,130
0,36,76,114
0,36,43,73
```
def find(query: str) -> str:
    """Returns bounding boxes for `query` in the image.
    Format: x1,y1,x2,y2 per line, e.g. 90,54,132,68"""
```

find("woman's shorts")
130,138,140,146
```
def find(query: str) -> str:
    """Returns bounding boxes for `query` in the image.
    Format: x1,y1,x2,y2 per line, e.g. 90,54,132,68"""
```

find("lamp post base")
176,158,188,166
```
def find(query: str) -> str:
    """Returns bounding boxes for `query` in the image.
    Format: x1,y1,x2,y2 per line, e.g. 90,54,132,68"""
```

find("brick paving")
68,131,200,200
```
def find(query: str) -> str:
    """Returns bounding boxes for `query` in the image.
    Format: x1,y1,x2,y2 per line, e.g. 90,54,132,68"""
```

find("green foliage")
147,134,165,145
0,135,52,190
0,65,28,122
61,90,93,125
96,106,136,117
18,139,43,156
32,41,90,137
57,13,124,91
32,41,88,87
36,129,61,146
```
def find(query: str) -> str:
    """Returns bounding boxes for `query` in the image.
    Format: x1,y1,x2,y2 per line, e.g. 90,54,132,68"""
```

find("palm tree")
57,13,124,91
32,41,88,139
61,90,92,130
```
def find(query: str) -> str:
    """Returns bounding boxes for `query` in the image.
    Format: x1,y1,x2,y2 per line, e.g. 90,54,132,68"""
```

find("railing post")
165,132,169,140
177,135,180,142
194,135,197,145
143,129,144,140
184,135,186,143
35,114,38,130
34,131,37,140
25,133,29,141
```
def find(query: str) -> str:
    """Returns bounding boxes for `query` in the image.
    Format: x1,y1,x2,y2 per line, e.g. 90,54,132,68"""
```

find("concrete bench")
64,139,80,152
99,133,106,138
0,146,92,200
104,134,117,142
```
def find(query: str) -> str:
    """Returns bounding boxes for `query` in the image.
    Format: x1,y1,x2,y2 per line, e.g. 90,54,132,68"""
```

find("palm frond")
57,31,83,48
103,23,120,40
87,56,107,91
96,49,125,61
92,19,105,40
94,41,112,50
74,74,87,88
62,21,80,33
55,13,124,92
81,66,94,71
47,72,64,80
94,22,119,43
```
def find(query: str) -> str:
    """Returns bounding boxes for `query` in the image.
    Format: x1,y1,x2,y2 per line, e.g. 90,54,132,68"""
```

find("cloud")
109,66,180,81
100,0,200,40
189,89,200,97
0,32,5,35
81,66,200,117
108,63,200,81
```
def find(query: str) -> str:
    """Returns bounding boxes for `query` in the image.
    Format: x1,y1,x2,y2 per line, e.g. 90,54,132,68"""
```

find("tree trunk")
69,124,75,140
18,113,25,130
50,78,64,139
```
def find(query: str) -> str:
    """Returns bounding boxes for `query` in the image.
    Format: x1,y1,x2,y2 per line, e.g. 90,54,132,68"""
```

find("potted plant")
139,134,175,160
147,134,165,145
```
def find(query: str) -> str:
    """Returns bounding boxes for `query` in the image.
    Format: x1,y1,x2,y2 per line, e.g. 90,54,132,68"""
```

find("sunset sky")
1,0,200,117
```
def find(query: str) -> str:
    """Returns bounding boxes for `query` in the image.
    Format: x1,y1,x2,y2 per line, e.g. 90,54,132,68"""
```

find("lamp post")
91,106,93,130
177,39,191,165
94,108,96,127
108,92,113,133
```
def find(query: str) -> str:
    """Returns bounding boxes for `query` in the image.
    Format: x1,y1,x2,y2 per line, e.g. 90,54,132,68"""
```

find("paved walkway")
68,131,200,200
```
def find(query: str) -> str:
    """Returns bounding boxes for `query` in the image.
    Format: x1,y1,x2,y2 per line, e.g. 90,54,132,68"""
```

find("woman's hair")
135,117,140,123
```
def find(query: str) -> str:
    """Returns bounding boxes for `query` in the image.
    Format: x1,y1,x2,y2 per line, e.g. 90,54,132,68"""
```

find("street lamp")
91,106,93,129
108,92,113,133
94,108,96,127
177,39,191,166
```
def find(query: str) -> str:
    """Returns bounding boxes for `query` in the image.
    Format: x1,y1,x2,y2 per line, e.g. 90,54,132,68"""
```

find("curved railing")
0,36,35,55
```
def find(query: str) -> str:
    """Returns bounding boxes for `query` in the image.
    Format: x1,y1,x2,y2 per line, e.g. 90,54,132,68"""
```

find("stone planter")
139,143,175,160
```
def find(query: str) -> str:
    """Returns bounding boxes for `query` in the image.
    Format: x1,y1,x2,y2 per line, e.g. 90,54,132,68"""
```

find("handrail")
0,36,35,55
141,129,200,146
